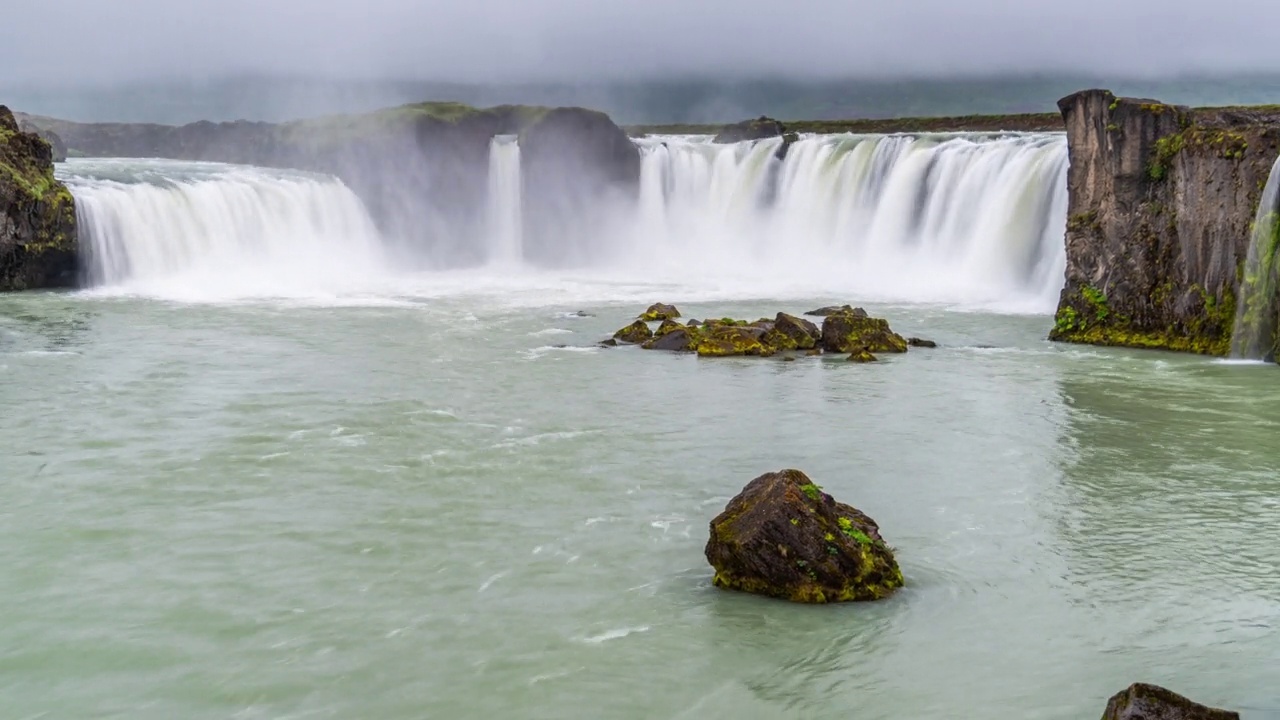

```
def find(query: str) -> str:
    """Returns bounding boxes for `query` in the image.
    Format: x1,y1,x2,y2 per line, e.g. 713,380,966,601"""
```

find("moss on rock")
705,469,904,603
1,106,78,291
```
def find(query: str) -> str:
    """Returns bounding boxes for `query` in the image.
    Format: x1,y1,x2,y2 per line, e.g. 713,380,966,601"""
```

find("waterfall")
487,135,523,266
1230,157,1280,360
59,159,386,299
633,133,1069,311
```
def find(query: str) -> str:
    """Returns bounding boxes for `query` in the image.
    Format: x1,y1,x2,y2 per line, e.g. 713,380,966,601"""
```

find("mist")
6,0,1280,85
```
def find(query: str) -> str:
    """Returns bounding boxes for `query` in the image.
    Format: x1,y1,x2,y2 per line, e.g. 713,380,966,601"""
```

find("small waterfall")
633,133,1069,310
487,135,523,266
1230,157,1280,360
59,159,386,299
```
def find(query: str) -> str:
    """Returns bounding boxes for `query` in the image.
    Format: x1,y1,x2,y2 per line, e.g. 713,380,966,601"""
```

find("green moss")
799,483,822,501
1148,133,1186,181
1050,282,1234,356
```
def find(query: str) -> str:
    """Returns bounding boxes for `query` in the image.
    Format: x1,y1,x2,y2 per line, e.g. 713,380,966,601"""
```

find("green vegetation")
799,483,822,501
1050,282,1235,356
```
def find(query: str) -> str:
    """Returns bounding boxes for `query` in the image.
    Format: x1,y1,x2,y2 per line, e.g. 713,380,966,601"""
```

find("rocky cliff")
0,106,77,291
20,103,641,268
1051,89,1280,355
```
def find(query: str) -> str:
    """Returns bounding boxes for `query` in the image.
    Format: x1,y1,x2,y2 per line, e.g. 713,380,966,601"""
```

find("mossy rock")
765,312,819,351
820,310,908,354
639,303,681,321
1101,683,1238,720
705,469,903,603
612,320,653,344
644,326,699,352
694,325,775,357
654,318,684,337
847,349,878,362
1,106,78,291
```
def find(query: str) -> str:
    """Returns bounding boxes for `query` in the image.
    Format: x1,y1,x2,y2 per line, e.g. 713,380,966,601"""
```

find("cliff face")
0,106,77,291
1051,89,1280,355
21,103,641,269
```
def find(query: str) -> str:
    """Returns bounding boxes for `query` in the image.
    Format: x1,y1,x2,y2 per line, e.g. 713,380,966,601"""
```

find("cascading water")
487,135,523,266
633,133,1069,311
1230,156,1280,360
59,159,387,300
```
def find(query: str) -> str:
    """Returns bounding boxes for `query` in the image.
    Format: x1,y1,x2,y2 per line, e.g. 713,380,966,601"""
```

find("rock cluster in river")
705,469,903,603
611,303,927,361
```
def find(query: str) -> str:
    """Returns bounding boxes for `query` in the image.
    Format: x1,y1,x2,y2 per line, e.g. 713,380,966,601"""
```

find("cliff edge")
0,106,77,291
1051,90,1280,355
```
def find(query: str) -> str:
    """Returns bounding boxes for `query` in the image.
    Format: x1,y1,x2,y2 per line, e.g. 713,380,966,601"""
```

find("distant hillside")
5,74,1280,126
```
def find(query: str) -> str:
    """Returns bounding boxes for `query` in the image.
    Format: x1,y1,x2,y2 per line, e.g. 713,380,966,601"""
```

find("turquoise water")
2,287,1277,719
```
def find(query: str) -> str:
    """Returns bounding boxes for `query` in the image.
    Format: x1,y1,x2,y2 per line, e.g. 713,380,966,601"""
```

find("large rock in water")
0,106,77,291
762,312,820,350
820,309,908,354
1101,683,1238,720
705,469,904,603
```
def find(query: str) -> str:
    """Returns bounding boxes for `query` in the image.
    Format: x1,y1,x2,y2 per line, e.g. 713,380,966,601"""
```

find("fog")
5,0,1280,84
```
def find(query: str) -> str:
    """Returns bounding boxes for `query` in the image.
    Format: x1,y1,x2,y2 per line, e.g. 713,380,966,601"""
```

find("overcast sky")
5,0,1280,84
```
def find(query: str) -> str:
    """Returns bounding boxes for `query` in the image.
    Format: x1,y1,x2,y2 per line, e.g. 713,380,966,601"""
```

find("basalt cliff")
1051,89,1280,355
18,102,640,269
0,106,77,291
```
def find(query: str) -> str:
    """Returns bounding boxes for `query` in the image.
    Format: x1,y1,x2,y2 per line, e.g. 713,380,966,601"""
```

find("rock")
705,469,904,603
907,337,937,348
847,350,878,362
805,348,823,356
612,320,653,344
687,319,702,327
18,119,67,162
565,310,593,318
703,317,749,328
806,305,868,317
1101,683,1238,720
781,356,796,362
1,106,78,291
597,338,619,347
713,116,787,144
694,325,774,357
639,303,681,321
654,318,684,337
1051,89,1280,356
644,327,698,352
820,310,908,354
764,312,820,351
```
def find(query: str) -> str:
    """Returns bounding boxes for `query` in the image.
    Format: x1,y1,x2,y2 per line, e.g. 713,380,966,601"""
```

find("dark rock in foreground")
706,469,903,603
1101,683,1237,720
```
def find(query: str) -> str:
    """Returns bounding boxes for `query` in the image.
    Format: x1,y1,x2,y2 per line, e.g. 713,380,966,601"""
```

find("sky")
5,0,1280,85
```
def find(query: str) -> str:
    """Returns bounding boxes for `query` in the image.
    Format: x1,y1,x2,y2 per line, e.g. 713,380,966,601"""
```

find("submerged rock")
907,337,937,348
1101,683,1238,720
806,305,868,317
847,349,878,362
612,320,653,344
820,310,908,354
639,303,681,321
597,338,619,348
705,469,903,603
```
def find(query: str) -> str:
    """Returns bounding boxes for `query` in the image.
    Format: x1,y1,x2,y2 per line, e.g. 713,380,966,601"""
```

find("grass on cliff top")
279,101,555,145
626,112,1064,137
0,124,60,200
